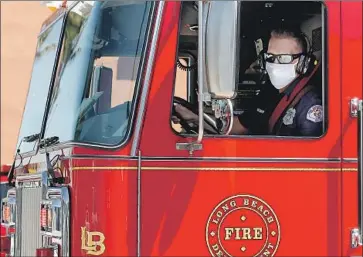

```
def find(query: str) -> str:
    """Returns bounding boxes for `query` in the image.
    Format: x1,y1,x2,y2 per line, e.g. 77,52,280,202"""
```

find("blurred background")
1,1,56,165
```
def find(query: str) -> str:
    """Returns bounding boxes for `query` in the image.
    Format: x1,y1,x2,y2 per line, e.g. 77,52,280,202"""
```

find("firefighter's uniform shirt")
237,83,323,136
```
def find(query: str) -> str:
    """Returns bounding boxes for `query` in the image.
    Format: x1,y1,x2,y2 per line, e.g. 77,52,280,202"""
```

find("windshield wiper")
7,133,40,185
39,136,59,149
23,133,40,143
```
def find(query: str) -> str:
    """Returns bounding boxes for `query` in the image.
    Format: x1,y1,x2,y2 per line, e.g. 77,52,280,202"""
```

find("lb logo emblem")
206,195,280,257
81,226,106,255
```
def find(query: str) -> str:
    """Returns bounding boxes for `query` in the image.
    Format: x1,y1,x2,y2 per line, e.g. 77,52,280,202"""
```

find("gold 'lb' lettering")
81,227,106,255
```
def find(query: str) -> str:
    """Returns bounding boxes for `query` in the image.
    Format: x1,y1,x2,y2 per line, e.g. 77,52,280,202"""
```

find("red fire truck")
1,0,363,256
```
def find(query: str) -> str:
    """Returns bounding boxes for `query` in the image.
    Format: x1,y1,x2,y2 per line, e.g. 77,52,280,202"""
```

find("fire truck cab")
1,1,363,256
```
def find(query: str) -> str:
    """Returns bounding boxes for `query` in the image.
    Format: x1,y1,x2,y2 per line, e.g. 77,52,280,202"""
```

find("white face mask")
266,62,298,89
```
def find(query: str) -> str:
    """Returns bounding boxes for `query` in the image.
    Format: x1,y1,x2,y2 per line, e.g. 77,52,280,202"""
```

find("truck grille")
9,171,70,257
16,187,43,256
14,172,47,257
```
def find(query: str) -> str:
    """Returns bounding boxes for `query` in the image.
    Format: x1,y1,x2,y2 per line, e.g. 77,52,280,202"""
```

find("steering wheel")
172,96,219,135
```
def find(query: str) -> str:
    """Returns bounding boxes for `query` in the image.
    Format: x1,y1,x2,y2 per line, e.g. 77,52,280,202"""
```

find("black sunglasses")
264,53,304,64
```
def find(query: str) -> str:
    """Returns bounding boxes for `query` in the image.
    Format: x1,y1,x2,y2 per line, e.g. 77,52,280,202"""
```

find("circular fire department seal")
206,194,281,257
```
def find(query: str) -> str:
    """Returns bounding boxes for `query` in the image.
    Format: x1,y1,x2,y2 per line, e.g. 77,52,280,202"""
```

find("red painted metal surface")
0,1,362,256
0,176,7,184
69,158,138,256
341,1,363,256
0,165,11,180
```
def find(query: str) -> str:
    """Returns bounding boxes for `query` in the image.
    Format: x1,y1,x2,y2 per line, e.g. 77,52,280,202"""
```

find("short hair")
269,26,308,53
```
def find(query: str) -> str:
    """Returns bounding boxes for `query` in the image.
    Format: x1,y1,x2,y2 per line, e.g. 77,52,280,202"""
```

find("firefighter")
173,26,323,137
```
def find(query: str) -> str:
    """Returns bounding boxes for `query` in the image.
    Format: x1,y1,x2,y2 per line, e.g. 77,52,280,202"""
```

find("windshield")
43,0,153,146
15,17,64,154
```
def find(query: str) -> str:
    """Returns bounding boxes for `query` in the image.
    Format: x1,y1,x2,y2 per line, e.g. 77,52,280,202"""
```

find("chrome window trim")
61,154,342,163
137,150,142,257
343,158,358,163
130,1,165,156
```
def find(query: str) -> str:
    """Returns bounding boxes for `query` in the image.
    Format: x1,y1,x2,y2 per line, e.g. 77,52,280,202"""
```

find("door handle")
351,98,360,118
351,98,363,248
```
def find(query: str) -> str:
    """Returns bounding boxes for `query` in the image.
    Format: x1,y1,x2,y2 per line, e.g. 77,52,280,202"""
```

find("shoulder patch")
306,105,323,123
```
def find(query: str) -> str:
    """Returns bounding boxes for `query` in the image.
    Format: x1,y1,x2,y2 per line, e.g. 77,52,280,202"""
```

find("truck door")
341,1,363,256
135,1,343,256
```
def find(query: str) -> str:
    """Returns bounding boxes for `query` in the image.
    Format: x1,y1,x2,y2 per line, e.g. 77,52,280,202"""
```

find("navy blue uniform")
237,83,323,137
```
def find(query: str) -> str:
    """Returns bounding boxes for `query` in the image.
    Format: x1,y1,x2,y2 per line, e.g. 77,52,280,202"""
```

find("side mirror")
204,1,239,99
200,1,239,135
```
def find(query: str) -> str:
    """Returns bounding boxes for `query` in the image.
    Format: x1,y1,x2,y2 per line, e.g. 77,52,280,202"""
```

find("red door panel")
341,1,363,256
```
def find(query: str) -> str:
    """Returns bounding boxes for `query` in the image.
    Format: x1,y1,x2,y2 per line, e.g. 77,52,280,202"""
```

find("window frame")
36,0,157,153
170,0,329,141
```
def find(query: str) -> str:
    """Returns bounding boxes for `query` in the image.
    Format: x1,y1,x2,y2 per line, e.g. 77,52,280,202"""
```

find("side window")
171,1,326,138
172,53,197,133
172,58,188,133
